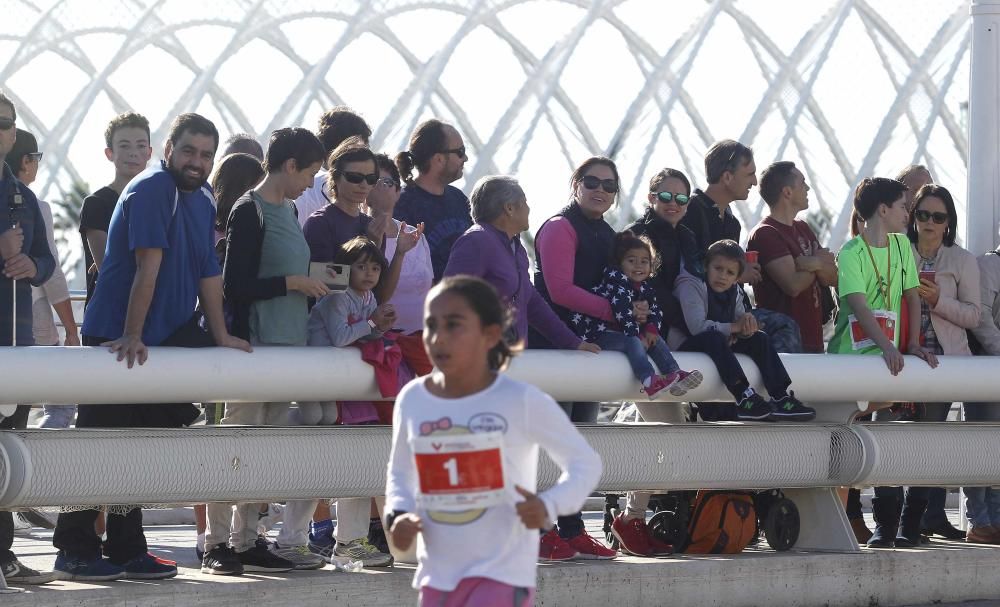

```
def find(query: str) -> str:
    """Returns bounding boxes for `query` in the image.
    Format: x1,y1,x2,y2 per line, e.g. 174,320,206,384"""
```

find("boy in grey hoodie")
673,239,814,422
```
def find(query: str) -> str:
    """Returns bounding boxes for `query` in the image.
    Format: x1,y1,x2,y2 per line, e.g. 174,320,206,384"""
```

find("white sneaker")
13,512,32,534
334,538,393,567
256,503,284,535
272,543,325,570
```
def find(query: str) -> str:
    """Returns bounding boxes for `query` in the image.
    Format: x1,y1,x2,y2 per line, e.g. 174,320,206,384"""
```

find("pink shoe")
666,369,703,397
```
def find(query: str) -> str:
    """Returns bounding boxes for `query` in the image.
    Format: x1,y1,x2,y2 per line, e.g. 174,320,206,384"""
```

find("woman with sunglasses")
304,136,381,264
895,183,980,545
625,168,700,341
531,156,623,562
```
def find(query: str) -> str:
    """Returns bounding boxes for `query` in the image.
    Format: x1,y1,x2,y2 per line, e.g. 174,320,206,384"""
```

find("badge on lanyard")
848,310,897,350
412,431,507,512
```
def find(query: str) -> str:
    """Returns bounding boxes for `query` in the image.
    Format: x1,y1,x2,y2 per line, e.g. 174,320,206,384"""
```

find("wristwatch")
368,318,377,331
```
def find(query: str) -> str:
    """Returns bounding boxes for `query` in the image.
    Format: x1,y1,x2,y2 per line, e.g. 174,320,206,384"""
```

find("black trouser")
0,405,30,564
53,330,202,563
679,330,792,420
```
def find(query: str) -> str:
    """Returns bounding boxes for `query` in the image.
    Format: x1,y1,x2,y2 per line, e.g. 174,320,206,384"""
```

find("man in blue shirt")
52,113,251,583
393,118,472,281
0,89,57,586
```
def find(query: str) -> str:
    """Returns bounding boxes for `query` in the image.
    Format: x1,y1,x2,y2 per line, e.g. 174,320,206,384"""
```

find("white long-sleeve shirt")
385,373,602,591
384,219,433,334
31,199,71,346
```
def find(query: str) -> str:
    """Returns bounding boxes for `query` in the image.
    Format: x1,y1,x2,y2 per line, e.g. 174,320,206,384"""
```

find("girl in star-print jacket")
571,231,703,399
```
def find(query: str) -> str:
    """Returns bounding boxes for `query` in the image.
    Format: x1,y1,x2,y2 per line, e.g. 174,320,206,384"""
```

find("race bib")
412,431,506,511
848,310,897,350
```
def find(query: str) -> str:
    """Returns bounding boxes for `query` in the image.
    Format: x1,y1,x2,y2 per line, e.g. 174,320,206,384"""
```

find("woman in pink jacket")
893,184,981,545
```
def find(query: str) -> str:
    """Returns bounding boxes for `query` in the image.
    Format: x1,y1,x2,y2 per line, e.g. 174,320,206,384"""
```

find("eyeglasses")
376,177,398,189
914,209,949,224
26,152,43,163
655,191,689,205
341,171,378,185
581,175,619,194
440,146,466,158
0,117,14,131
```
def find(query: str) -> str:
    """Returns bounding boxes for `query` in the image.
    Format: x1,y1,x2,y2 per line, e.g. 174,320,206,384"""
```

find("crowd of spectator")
1,86,998,598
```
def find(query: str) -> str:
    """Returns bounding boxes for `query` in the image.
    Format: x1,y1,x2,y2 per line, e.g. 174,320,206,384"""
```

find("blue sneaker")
120,552,177,580
53,553,125,581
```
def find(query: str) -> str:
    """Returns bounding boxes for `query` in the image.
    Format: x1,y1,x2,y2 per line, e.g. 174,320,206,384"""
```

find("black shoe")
736,393,772,421
922,522,967,540
368,518,390,555
202,544,244,576
768,392,816,421
867,524,897,548
237,544,293,572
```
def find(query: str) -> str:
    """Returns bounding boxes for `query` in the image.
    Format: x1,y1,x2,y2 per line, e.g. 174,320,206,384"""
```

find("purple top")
444,223,582,350
303,203,372,262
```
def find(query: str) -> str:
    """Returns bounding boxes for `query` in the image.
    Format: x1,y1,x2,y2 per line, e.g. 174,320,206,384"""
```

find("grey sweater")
671,269,747,343
307,288,382,347
972,249,1000,355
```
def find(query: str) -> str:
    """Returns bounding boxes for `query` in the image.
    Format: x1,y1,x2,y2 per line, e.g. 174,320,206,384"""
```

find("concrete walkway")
6,511,1000,606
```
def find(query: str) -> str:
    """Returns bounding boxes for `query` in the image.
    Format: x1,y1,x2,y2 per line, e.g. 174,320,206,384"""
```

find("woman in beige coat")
898,184,981,544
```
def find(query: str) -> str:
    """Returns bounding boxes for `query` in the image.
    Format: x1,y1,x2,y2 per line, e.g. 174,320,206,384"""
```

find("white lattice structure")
0,0,971,269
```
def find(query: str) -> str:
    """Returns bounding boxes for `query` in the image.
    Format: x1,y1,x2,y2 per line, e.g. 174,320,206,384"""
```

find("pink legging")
419,577,535,607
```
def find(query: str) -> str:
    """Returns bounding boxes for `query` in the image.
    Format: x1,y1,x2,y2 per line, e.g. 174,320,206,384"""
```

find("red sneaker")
643,374,673,399
539,529,577,561
611,513,652,556
648,534,674,556
565,530,617,560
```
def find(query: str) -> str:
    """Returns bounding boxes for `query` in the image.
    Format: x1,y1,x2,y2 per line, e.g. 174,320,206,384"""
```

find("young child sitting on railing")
673,240,815,422
573,231,702,398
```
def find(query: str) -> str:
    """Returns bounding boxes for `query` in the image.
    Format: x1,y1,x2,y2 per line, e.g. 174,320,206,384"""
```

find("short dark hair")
167,113,219,149
907,184,958,247
705,239,746,276
327,136,377,198
7,128,37,178
211,153,265,233
853,177,906,221
222,133,263,160
396,119,449,184
334,236,389,273
317,106,371,154
429,275,520,371
104,112,150,149
758,161,798,207
0,90,16,121
374,152,401,189
263,128,325,173
611,230,660,276
704,140,753,184
570,156,621,205
648,167,691,196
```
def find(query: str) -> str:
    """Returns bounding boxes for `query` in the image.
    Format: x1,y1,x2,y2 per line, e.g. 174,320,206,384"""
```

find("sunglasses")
376,177,398,189
440,146,466,158
341,171,378,185
655,191,689,205
581,175,619,194
0,117,14,131
26,152,43,163
914,209,949,224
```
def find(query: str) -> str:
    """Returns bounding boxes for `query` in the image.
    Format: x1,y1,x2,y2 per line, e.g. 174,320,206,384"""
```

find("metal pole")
967,0,1000,254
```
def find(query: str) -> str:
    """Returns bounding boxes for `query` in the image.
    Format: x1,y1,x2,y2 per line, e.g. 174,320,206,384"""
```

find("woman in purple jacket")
443,175,600,355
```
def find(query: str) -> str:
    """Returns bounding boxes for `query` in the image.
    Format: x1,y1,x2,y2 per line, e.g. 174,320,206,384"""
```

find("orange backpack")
683,490,757,554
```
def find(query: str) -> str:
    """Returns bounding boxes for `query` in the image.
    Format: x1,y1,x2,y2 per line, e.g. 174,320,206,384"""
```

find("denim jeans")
963,402,1000,527
594,330,679,383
